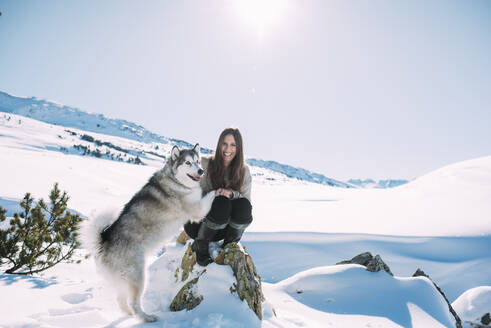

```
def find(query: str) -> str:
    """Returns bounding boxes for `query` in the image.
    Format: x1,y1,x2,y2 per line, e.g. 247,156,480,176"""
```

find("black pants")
184,195,253,241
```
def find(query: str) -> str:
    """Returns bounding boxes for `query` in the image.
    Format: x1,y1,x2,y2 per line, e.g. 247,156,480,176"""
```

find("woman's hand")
216,188,233,198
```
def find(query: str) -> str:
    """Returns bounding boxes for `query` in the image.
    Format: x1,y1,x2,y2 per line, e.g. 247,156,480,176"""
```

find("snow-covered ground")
1,112,490,327
3,236,483,328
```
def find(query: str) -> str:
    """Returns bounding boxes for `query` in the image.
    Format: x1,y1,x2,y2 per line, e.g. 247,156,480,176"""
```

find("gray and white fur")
82,143,215,322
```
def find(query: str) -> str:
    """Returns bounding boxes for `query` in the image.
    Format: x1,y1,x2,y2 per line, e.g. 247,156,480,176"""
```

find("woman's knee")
206,195,232,225
230,198,252,224
184,221,200,239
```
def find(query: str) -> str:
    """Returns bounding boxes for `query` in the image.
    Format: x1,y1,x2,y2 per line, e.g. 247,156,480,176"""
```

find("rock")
337,252,393,275
413,268,462,328
169,241,264,320
176,230,190,245
216,242,265,320
180,243,196,281
482,313,491,325
463,312,491,328
337,252,373,266
169,275,203,311
366,254,393,275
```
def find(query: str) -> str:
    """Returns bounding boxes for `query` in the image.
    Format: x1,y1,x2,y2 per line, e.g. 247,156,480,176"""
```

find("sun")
232,0,292,39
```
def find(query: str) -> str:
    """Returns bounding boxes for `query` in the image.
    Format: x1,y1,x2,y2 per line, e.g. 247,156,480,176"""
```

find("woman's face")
221,134,237,166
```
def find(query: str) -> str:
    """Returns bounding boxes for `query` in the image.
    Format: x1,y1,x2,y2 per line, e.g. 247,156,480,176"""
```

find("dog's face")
171,144,204,188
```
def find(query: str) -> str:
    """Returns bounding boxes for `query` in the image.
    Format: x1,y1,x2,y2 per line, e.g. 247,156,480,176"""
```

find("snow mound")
452,286,491,328
318,155,491,236
135,242,262,328
408,155,491,189
268,264,458,327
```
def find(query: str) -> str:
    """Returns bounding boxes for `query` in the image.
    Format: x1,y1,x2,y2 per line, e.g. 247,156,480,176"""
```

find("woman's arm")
200,157,213,194
231,166,252,202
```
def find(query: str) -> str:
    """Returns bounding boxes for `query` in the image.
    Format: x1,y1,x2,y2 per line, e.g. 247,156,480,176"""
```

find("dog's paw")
141,313,158,322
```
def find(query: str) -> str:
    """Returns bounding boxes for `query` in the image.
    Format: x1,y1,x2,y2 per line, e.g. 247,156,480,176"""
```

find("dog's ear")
193,143,200,157
171,146,180,162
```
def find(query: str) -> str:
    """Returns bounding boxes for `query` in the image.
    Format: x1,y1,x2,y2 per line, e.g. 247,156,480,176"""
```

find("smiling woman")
232,0,294,39
184,127,253,266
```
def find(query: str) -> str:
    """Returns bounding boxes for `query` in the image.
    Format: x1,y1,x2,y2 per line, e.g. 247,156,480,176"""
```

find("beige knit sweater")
200,157,252,202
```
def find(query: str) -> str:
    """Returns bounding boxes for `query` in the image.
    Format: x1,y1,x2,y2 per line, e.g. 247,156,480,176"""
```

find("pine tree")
0,183,83,275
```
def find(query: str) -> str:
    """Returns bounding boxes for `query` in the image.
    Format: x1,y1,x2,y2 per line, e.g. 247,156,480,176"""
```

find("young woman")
184,127,253,266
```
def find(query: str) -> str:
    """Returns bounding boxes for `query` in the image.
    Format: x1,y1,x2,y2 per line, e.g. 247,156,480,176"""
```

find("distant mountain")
0,91,196,150
348,179,409,189
0,90,400,188
247,159,354,188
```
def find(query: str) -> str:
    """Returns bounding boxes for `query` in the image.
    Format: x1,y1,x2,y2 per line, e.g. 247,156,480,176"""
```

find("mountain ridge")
0,90,405,188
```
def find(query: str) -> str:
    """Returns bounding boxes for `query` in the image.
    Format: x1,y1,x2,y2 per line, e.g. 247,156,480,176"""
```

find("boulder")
179,242,196,282
337,252,393,275
176,230,190,245
413,268,462,328
337,251,373,266
215,242,265,320
468,321,489,328
482,313,491,325
169,275,203,311
169,241,264,320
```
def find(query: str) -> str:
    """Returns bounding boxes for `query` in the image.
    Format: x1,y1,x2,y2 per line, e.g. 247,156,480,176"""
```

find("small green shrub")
0,183,83,275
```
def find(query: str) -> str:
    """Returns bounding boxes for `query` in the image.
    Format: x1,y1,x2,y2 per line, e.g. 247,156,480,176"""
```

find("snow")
0,239,471,328
242,232,491,302
1,110,490,327
452,286,491,328
268,264,456,327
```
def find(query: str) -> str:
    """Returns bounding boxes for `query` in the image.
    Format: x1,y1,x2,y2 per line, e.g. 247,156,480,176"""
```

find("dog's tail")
79,208,119,257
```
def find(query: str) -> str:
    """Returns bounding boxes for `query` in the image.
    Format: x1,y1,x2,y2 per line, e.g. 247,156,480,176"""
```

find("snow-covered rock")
268,264,460,327
336,251,393,275
170,242,264,320
413,268,463,328
453,286,491,328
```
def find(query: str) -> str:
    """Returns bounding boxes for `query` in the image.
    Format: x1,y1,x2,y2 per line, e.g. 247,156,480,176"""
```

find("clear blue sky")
1,0,490,180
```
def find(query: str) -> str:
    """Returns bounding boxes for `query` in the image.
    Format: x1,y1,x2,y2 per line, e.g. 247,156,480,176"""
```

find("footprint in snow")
61,292,93,304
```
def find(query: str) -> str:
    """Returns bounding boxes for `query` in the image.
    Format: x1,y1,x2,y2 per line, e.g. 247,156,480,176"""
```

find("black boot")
192,223,218,266
223,226,246,246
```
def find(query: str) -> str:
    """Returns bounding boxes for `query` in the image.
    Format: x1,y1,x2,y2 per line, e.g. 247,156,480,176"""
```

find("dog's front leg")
198,190,216,218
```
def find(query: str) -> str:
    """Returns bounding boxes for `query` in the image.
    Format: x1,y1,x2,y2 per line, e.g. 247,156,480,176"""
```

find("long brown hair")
207,127,245,191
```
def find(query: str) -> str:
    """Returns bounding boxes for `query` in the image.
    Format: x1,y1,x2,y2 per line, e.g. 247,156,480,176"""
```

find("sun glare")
233,0,292,39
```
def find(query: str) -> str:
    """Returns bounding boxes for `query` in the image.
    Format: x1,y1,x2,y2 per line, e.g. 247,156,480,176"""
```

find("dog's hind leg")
128,267,158,322
117,290,132,315
129,282,158,322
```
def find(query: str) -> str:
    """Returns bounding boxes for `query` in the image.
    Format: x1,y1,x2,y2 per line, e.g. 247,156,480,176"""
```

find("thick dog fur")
82,144,215,322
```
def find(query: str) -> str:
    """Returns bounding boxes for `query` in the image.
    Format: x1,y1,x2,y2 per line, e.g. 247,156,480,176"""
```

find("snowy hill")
268,264,457,327
0,91,193,148
0,90,401,188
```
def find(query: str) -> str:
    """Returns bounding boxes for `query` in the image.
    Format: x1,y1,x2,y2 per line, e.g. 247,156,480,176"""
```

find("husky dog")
83,144,215,322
